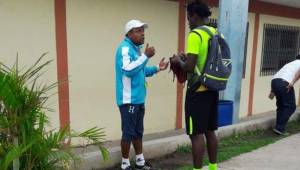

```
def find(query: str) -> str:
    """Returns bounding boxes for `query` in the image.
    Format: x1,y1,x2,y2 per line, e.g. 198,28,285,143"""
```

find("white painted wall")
0,0,59,129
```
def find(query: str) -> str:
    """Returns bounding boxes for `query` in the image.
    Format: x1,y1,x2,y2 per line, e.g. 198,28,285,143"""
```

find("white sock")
121,158,130,169
136,153,145,166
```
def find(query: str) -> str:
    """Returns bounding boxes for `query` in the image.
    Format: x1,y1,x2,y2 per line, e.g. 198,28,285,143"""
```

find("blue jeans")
271,78,296,132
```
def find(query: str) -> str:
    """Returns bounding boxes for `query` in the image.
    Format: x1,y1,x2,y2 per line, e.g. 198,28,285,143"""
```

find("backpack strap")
190,31,202,44
198,26,215,37
189,30,202,76
191,26,215,76
190,26,214,76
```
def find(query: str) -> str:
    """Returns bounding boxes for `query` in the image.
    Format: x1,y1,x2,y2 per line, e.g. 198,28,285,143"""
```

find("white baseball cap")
125,19,148,34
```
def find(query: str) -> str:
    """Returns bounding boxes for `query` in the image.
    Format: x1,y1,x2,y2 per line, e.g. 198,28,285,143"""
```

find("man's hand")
268,91,275,100
169,54,180,66
158,58,169,71
178,52,187,61
170,54,183,67
144,43,155,58
169,54,187,83
286,83,294,93
169,53,187,69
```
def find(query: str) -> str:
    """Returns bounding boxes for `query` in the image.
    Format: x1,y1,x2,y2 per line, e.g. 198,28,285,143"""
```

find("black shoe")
135,161,154,170
273,128,289,136
120,166,133,170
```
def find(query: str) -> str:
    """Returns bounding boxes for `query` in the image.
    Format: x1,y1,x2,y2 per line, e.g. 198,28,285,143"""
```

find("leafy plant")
0,53,108,170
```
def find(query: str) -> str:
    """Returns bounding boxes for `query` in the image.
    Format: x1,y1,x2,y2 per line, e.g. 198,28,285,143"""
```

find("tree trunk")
13,137,19,170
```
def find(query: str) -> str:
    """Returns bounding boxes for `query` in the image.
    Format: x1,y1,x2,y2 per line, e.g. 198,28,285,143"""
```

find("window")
260,24,300,76
208,19,249,78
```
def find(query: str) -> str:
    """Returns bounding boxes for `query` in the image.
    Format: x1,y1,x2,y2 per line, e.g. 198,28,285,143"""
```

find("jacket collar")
125,37,143,51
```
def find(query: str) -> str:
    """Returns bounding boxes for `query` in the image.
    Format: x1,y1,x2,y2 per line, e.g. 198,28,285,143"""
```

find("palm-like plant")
0,54,108,170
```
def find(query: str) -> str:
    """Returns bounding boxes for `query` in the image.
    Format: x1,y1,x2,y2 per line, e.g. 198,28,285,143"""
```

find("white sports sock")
121,158,130,169
136,153,145,166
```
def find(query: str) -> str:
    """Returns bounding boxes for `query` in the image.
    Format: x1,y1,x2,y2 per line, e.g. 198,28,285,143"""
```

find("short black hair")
187,0,211,18
296,54,300,60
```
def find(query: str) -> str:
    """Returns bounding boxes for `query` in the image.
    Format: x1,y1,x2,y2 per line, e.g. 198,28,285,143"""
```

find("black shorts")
119,104,145,142
185,90,219,135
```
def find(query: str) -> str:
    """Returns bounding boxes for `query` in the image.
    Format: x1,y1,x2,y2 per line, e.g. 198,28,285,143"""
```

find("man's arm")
287,68,300,90
177,53,197,73
122,44,155,77
177,31,201,73
286,68,300,92
291,68,300,85
144,66,158,77
145,57,169,77
121,46,148,77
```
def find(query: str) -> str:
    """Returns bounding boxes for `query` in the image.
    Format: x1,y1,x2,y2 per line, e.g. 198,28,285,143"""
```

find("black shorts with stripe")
185,90,219,135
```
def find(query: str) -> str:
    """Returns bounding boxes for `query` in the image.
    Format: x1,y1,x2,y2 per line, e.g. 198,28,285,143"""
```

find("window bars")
260,24,300,76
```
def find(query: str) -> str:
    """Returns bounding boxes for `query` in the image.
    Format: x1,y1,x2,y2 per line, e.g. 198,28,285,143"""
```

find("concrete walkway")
74,110,300,170
217,133,300,170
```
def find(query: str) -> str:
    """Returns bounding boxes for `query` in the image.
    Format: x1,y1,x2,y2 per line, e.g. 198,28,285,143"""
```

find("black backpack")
190,26,231,91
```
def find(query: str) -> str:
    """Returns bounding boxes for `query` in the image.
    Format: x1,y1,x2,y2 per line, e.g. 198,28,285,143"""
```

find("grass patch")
176,121,300,170
176,144,192,153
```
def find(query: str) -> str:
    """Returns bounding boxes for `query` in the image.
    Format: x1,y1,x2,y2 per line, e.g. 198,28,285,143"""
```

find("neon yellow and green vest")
186,25,217,92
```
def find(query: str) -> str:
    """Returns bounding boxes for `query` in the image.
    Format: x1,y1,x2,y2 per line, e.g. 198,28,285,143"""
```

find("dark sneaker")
135,161,153,170
120,166,133,170
273,128,289,136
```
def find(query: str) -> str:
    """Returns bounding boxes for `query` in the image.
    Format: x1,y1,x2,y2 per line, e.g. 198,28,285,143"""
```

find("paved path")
217,133,300,170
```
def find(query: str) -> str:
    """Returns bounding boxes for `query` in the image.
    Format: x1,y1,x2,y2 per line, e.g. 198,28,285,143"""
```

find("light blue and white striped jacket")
115,37,158,106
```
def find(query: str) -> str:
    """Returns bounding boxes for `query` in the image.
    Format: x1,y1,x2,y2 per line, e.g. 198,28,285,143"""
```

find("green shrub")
0,54,108,170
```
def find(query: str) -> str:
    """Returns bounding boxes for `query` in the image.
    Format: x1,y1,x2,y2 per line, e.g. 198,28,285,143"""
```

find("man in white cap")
115,19,169,170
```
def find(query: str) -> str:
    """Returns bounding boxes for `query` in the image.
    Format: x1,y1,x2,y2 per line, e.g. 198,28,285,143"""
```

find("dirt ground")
149,152,192,170
104,152,193,170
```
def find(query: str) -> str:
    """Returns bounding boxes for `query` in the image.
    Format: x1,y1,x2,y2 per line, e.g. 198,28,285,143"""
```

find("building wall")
66,0,178,140
0,0,59,129
212,8,255,118
252,14,300,114
239,13,255,118
210,9,256,118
